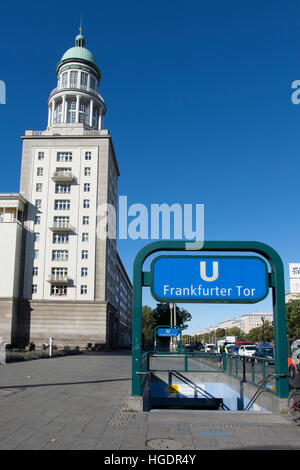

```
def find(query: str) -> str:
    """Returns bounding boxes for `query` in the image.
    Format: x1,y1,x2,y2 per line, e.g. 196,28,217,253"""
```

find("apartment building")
0,30,132,349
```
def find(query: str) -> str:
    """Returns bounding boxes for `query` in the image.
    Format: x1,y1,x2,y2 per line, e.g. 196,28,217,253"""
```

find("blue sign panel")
151,256,269,303
157,327,179,337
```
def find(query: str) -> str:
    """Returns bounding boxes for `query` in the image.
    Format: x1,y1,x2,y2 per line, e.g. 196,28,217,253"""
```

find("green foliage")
245,321,274,343
141,303,192,350
152,303,192,329
286,300,300,338
226,327,245,341
142,306,155,348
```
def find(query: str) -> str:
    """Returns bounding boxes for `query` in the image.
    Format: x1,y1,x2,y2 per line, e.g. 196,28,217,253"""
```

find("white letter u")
200,261,219,282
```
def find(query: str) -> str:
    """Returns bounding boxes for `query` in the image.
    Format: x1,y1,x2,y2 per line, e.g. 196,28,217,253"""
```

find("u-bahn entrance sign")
151,256,268,303
132,241,289,399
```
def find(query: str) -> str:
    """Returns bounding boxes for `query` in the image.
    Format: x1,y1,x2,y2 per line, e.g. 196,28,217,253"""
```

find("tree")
226,327,245,341
245,321,274,343
286,300,300,338
141,306,155,349
152,303,192,330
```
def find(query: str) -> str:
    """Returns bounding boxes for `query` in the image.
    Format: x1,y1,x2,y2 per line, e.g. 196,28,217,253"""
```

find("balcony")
49,222,74,232
48,274,70,284
52,171,74,183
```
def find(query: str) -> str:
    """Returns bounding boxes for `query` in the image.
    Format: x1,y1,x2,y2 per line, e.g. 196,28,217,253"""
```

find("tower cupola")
46,28,106,132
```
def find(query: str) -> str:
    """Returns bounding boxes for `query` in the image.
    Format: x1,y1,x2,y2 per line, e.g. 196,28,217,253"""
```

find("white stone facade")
0,31,132,349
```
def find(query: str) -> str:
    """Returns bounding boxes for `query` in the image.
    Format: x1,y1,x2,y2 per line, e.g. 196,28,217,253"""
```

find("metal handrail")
169,370,230,410
244,373,287,411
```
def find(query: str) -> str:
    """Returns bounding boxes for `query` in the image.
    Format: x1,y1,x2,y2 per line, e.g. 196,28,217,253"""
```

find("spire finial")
75,16,85,47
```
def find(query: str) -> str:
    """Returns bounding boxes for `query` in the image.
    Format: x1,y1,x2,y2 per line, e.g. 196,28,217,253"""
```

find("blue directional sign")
151,256,269,303
157,327,179,337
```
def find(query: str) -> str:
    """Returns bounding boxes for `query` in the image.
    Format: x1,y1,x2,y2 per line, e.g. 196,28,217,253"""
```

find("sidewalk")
0,351,299,450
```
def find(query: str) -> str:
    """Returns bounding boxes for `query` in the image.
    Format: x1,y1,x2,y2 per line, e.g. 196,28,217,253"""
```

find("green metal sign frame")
131,241,289,399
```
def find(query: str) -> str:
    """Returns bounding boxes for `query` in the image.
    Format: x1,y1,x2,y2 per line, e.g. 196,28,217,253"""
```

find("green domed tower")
47,28,106,130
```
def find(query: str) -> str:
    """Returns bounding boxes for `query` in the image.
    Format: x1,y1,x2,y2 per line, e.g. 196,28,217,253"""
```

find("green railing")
146,351,277,393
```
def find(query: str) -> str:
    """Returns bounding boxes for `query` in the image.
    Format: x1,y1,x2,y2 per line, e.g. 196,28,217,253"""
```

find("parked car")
238,344,258,360
193,342,204,351
226,344,239,357
253,347,275,365
204,343,217,353
235,341,254,347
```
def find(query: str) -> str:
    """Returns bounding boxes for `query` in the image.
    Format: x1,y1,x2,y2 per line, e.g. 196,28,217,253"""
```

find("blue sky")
1,0,300,333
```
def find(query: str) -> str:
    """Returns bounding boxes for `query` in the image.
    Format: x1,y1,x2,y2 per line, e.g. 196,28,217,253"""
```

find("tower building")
0,30,132,349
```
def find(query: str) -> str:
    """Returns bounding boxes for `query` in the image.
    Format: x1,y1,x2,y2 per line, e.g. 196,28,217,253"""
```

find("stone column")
62,95,66,124
76,95,80,123
89,99,94,127
51,99,55,125
47,106,51,127
98,107,103,130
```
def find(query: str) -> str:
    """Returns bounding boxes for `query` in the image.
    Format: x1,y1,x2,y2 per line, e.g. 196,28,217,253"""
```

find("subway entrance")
131,241,289,412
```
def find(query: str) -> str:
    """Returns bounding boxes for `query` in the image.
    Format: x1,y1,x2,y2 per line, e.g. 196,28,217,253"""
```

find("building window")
54,200,71,210
81,72,88,87
53,216,70,228
61,72,68,88
84,167,91,176
81,285,87,295
51,267,68,280
79,101,89,124
67,100,76,123
38,152,44,160
35,199,42,209
83,199,90,209
32,267,38,276
53,233,69,244
55,168,72,178
70,71,78,87
34,215,41,225
33,250,39,259
52,250,68,261
81,250,88,259
82,216,89,225
32,284,37,294
90,76,96,90
57,152,72,162
81,267,88,277
55,184,71,194
51,285,67,296
34,232,40,242
82,232,89,242
37,167,43,176
85,151,92,160
36,183,43,192
84,183,90,192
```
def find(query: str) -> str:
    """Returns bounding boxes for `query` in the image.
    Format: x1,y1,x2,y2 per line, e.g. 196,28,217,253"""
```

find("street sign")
151,255,268,303
157,327,179,337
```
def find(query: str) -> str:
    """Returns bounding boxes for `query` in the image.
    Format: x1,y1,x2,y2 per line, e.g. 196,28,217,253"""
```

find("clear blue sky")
1,0,300,333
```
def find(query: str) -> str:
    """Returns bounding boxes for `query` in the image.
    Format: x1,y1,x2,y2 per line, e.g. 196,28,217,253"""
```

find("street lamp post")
261,317,265,343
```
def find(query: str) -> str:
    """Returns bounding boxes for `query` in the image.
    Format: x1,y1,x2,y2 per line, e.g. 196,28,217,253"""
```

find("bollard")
49,337,54,357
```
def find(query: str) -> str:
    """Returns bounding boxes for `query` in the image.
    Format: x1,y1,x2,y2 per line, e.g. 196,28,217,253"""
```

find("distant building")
285,292,300,303
240,313,273,335
195,312,273,337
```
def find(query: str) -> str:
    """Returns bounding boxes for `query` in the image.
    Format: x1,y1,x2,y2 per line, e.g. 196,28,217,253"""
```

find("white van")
205,343,217,353
238,344,258,358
